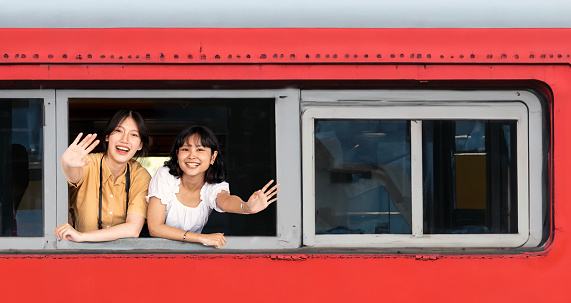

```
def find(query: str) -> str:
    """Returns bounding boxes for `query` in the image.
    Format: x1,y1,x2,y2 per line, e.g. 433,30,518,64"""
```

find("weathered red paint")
0,28,569,302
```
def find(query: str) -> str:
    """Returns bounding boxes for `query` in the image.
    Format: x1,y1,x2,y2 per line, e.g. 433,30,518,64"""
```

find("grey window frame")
55,89,301,251
0,90,57,251
301,90,545,248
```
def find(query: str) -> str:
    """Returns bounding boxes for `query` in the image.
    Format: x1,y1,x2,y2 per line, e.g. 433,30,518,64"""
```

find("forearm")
61,161,83,184
80,219,143,242
148,222,208,244
217,194,247,214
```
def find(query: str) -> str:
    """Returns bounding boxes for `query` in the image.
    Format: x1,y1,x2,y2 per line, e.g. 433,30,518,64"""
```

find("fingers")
78,133,98,149
85,139,100,153
261,179,275,192
71,133,84,145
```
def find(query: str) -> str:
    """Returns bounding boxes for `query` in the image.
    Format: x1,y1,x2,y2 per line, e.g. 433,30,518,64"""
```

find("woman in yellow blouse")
54,109,151,242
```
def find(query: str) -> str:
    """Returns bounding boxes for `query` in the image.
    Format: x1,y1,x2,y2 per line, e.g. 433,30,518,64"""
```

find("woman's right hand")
62,133,100,168
199,233,227,248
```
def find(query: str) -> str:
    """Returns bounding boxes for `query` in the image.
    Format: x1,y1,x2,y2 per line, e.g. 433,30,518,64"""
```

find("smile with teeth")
185,162,200,168
116,146,130,154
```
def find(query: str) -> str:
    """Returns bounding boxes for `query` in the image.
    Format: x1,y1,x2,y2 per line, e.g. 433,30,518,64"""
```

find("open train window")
55,90,300,251
301,90,548,248
0,90,56,250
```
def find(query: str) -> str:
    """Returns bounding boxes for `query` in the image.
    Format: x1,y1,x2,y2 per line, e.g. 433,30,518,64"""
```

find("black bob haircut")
101,108,149,158
165,125,226,184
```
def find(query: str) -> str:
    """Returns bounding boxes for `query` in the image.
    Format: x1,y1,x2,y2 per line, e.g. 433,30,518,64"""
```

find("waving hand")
62,133,100,168
242,180,280,214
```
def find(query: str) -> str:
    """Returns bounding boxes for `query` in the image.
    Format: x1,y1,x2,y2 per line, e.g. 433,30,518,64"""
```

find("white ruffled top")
146,166,229,233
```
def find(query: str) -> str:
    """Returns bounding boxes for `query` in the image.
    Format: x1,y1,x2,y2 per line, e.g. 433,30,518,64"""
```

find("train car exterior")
0,1,569,302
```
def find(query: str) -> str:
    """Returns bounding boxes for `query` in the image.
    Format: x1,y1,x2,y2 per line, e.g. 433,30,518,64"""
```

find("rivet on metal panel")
354,54,359,58
146,54,151,60
470,54,475,59
501,54,507,59
459,55,464,59
33,54,39,59
290,54,295,59
187,54,193,59
246,54,251,59
529,54,535,59
21,54,26,58
174,54,179,59
550,54,554,58
201,54,206,60
76,55,82,60
236,55,241,59
558,54,562,58
3,54,7,58
515,54,519,59
487,54,493,59
364,54,368,58
540,54,546,59
48,54,53,59
15,54,19,59
273,54,278,59
410,54,414,59
88,54,93,59
127,55,131,59
333,54,338,58
377,54,382,59
260,54,266,59
100,55,106,59
427,54,431,59
160,53,165,61
215,54,220,59
316,54,321,59
416,54,421,59
305,54,310,59
280,54,284,58
399,54,404,58
451,55,454,58
118,56,123,60
228,54,232,59
136,55,140,59
345,54,350,58
62,54,67,59
110,55,114,59
325,54,330,59
391,54,396,58
440,55,444,59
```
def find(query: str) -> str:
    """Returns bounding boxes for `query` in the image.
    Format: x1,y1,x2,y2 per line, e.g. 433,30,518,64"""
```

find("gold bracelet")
183,230,189,242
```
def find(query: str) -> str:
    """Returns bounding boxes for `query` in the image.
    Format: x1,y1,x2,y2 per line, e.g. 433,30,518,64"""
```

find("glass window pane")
314,119,411,234
69,98,276,236
0,99,43,237
422,120,517,234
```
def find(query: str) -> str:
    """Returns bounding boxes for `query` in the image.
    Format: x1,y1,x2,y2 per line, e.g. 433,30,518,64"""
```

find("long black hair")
101,108,149,158
165,125,226,184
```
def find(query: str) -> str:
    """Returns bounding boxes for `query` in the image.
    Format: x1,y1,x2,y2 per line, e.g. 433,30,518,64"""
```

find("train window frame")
54,89,301,251
301,90,546,248
0,90,57,250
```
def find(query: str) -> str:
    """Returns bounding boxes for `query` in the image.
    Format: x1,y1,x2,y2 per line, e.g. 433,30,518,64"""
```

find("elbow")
147,222,159,238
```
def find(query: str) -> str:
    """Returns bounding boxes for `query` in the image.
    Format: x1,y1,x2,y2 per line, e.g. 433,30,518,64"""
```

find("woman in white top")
146,125,279,248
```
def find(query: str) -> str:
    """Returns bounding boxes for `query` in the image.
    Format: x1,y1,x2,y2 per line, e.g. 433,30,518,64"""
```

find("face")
105,117,142,165
177,134,218,179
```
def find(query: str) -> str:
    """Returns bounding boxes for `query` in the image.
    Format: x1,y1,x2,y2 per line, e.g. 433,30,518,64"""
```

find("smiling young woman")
54,109,151,242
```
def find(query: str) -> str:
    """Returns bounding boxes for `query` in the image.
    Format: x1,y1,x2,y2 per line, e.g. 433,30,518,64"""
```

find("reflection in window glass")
0,99,43,237
314,120,411,234
423,120,517,234
69,98,276,236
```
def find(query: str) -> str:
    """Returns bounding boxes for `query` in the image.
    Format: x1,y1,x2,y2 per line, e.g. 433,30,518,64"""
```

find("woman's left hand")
243,180,280,214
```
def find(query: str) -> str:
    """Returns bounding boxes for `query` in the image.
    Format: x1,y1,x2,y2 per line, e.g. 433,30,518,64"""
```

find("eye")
180,148,189,152
113,128,123,134
197,148,205,152
130,133,139,137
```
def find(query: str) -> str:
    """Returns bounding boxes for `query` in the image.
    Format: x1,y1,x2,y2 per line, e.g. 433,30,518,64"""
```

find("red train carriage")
0,1,569,302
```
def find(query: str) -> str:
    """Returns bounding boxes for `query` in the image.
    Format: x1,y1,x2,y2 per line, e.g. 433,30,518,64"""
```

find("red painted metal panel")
0,28,569,302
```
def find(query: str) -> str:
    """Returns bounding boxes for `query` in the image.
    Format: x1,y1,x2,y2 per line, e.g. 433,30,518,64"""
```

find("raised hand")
243,180,280,214
62,133,100,168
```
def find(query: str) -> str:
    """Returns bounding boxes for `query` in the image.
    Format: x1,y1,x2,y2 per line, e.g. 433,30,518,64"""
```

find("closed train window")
302,90,548,248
